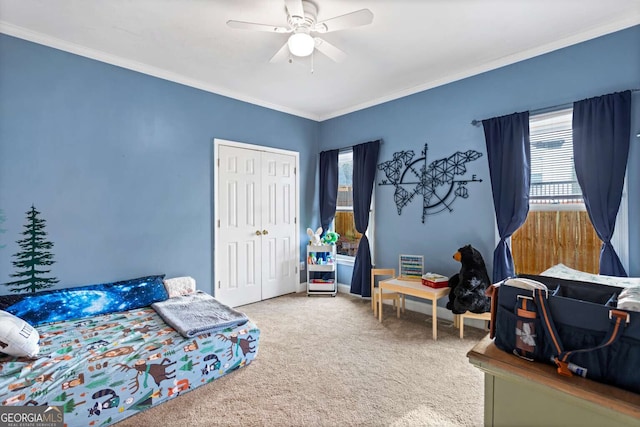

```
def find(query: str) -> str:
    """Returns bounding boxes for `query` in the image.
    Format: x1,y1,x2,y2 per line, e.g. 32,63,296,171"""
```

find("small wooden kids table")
378,277,450,340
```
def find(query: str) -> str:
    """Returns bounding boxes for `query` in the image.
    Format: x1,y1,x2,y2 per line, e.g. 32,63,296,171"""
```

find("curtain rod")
335,139,383,153
470,88,640,127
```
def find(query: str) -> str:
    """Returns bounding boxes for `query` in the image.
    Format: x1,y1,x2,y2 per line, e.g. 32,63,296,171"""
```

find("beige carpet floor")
114,292,486,426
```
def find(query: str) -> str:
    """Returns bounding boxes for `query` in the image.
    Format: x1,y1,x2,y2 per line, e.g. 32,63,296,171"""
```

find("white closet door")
260,151,297,300
216,143,298,307
217,145,263,307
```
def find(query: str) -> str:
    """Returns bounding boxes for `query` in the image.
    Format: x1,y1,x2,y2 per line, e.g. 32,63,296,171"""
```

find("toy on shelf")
307,227,323,246
307,252,334,265
321,231,339,245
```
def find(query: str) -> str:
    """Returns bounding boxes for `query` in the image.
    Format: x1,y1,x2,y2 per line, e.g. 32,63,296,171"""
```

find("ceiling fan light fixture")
287,32,314,57
228,0,374,64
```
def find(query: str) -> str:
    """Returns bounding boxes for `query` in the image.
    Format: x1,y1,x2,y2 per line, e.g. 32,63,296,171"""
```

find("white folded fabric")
618,299,640,312
619,286,640,299
163,276,196,298
618,286,640,312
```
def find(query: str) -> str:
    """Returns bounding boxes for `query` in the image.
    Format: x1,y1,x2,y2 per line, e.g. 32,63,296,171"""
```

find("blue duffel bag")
487,274,640,394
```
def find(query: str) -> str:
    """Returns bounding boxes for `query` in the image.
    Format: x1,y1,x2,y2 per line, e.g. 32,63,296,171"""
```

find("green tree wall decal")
4,205,59,293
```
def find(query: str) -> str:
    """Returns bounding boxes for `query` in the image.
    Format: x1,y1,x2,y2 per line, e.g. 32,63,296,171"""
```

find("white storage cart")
306,244,337,296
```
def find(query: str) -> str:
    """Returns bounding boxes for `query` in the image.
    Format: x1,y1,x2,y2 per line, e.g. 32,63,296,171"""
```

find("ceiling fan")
227,0,374,63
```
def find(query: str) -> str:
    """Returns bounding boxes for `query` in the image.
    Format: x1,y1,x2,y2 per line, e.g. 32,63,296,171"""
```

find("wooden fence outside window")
511,209,600,275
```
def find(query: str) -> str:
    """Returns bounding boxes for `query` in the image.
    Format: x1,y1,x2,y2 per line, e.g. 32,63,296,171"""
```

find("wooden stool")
456,311,491,339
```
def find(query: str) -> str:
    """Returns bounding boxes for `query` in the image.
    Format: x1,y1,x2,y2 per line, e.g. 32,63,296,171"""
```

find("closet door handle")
262,230,269,235
255,230,262,236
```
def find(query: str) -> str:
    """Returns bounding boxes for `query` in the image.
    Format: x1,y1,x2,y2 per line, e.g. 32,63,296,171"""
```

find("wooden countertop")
467,336,640,420
467,335,640,419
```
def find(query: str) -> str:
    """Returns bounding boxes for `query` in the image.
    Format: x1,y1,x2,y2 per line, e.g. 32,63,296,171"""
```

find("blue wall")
0,34,318,295
1,25,638,296
320,25,640,283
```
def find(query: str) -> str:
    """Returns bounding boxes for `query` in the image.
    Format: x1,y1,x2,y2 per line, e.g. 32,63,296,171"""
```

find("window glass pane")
529,108,582,204
338,151,353,208
334,149,373,260
335,210,361,257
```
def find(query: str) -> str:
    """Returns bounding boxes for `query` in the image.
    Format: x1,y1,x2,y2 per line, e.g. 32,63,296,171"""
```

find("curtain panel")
483,112,531,283
349,140,380,297
319,149,339,236
573,90,631,277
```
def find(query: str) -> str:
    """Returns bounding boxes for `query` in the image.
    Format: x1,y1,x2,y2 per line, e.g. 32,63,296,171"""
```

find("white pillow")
163,276,196,298
0,310,40,358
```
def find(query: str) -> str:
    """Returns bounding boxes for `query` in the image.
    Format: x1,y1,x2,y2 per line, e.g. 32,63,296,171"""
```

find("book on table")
421,273,449,288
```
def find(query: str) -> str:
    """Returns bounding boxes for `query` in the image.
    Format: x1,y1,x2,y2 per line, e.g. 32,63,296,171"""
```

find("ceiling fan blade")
227,20,290,33
314,37,347,63
314,9,373,33
269,42,291,63
284,0,305,23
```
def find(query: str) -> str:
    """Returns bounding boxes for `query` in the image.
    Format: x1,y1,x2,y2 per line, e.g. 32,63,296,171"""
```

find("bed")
541,263,640,288
0,275,259,427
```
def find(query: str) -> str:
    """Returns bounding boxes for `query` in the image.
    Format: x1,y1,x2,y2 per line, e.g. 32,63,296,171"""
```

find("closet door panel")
217,145,262,306
261,152,297,300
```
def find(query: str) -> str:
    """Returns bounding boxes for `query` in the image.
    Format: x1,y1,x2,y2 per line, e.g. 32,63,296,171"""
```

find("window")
511,107,628,275
334,150,374,263
512,108,601,274
529,108,581,204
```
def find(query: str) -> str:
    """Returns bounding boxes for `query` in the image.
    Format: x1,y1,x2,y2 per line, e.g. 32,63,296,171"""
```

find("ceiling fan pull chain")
311,50,314,74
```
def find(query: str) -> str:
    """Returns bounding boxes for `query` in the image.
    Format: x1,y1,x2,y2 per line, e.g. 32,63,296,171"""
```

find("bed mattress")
0,306,259,426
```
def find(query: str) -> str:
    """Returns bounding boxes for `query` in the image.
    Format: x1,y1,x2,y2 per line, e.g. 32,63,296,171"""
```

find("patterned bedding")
0,306,259,427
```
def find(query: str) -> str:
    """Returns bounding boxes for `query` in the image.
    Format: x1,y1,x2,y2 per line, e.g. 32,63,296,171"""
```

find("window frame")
333,149,375,267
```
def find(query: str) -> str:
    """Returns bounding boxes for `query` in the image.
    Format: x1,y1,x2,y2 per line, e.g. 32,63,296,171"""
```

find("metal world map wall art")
377,143,483,223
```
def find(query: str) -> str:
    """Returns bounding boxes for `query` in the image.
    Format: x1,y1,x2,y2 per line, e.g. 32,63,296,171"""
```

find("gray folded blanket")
151,291,249,337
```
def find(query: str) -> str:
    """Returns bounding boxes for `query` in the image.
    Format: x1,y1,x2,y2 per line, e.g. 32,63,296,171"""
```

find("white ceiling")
1,0,639,121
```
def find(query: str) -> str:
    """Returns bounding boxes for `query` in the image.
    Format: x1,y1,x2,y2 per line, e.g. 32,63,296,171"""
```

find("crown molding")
2,15,638,124
318,15,640,121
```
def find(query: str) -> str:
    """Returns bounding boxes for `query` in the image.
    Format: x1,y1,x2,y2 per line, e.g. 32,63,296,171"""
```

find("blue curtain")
483,112,530,283
350,140,380,297
573,91,631,277
319,150,339,235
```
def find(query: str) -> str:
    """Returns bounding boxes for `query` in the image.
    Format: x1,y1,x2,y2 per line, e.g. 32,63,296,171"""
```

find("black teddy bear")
446,244,491,314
